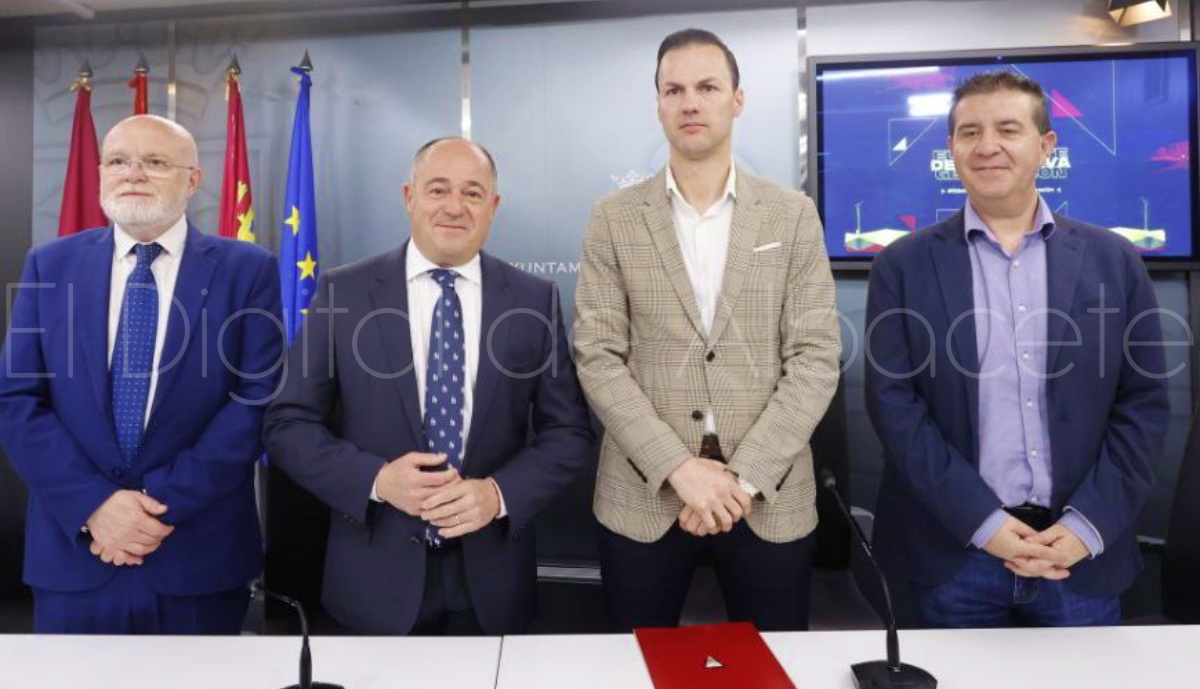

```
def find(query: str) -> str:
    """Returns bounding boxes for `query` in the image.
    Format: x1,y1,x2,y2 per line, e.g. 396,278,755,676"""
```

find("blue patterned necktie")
111,242,163,466
424,268,465,546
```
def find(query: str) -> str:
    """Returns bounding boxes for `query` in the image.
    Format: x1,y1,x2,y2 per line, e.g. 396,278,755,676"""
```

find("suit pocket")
331,509,373,545
626,457,649,483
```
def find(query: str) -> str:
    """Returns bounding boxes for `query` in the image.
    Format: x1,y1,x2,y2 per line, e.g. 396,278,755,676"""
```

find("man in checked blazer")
573,29,841,631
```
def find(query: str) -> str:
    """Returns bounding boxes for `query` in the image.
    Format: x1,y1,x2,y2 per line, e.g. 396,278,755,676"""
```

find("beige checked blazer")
574,166,841,544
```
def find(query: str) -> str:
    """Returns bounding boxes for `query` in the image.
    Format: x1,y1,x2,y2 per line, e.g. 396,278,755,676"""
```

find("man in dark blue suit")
263,137,594,635
0,115,283,633
865,72,1169,627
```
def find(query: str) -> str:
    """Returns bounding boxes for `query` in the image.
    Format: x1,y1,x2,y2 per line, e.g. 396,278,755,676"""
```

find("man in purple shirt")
865,71,1169,627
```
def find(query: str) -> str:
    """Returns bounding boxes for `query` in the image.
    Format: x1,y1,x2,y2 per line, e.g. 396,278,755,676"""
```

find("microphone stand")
819,469,937,689
252,582,346,689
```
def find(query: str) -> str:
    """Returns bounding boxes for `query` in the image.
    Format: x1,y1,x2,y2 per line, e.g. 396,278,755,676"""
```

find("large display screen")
810,45,1199,263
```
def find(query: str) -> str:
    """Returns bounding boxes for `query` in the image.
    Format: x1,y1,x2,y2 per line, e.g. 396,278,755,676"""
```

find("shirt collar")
113,214,188,260
405,239,482,286
665,161,738,205
964,195,1057,244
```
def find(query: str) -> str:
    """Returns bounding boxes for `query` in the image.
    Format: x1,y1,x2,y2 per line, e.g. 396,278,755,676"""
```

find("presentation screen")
809,44,1199,263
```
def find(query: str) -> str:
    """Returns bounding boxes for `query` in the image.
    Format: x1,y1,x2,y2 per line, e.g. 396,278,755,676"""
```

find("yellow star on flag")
285,206,301,236
296,252,317,281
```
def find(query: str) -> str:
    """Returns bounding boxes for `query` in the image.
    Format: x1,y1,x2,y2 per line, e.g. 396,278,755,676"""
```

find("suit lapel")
464,252,515,473
78,229,116,425
643,170,705,338
929,216,981,450
1045,219,1085,376
148,224,217,425
707,168,759,346
370,244,427,447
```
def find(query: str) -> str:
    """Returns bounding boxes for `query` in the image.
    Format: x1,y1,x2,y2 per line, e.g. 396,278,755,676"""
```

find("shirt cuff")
737,478,760,498
970,509,1010,550
489,477,508,519
1059,507,1104,558
369,479,383,503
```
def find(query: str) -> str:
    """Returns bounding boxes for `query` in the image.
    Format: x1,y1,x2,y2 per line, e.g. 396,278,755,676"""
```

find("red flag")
219,65,255,242
129,60,148,115
57,75,107,237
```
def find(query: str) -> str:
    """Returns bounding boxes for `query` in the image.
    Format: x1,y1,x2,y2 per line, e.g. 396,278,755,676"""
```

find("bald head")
410,137,497,188
103,115,199,168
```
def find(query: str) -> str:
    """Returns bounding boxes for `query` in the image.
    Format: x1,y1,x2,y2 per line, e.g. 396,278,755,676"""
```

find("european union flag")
279,66,318,345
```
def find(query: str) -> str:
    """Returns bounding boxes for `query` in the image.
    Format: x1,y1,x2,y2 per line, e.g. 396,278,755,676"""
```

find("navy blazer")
0,225,283,597
262,244,594,635
865,212,1169,597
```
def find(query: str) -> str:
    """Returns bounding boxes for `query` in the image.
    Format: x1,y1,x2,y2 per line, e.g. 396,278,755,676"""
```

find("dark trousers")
410,540,484,636
33,567,249,634
598,521,814,632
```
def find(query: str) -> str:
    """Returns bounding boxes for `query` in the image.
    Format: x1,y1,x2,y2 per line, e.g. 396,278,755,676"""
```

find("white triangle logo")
892,137,909,152
705,656,724,669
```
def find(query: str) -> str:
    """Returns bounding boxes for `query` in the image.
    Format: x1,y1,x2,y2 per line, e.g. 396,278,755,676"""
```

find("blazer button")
706,351,716,363
111,468,125,478
691,410,704,421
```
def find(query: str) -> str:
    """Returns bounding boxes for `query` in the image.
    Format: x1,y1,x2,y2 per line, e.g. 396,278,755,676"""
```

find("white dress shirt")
666,163,736,435
666,164,758,497
107,215,188,429
371,241,506,515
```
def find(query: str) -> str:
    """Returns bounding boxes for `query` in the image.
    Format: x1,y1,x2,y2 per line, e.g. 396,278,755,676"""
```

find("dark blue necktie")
111,242,162,466
424,269,465,545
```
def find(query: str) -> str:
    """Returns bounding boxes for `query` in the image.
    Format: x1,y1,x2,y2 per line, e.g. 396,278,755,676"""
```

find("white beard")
101,190,187,231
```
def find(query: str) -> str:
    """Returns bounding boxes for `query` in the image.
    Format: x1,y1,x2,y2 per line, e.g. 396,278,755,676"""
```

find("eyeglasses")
101,156,196,177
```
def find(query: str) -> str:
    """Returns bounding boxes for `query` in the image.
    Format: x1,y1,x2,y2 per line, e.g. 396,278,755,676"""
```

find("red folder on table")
634,621,797,689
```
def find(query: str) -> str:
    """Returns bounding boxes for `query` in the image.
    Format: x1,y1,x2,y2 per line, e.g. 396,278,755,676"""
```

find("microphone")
819,469,937,689
251,582,346,689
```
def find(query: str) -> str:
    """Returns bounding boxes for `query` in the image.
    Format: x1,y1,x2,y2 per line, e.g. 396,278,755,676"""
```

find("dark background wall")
0,22,34,600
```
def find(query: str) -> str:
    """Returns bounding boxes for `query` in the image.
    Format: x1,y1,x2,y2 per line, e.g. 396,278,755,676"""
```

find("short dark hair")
411,136,498,183
655,28,740,92
949,71,1052,136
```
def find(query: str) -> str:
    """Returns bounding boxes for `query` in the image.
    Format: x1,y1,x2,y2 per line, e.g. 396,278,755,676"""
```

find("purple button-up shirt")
964,199,1103,557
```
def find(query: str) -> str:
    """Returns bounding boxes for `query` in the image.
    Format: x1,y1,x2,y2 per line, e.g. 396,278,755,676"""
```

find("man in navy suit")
0,115,283,633
866,72,1169,627
263,137,594,635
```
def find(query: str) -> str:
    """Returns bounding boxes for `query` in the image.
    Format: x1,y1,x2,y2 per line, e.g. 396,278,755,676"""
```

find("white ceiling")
0,0,971,21
0,0,276,19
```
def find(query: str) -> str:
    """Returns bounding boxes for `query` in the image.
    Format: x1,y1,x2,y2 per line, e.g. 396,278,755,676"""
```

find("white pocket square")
753,241,782,253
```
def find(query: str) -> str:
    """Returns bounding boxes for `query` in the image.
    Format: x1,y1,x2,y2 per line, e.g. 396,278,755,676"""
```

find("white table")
495,625,1197,689
0,634,501,689
3,625,1195,688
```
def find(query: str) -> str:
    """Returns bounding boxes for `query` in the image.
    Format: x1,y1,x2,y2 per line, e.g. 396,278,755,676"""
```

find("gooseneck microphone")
251,582,346,689
819,469,937,689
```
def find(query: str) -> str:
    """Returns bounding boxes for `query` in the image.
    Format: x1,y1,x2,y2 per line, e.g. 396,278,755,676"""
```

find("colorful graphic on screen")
814,51,1197,259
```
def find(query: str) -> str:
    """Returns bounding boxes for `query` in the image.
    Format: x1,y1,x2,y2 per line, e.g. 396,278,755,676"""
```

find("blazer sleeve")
864,247,1003,545
573,201,693,492
142,251,285,525
261,273,389,524
488,283,595,535
726,195,841,503
1061,246,1167,546
0,249,118,540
